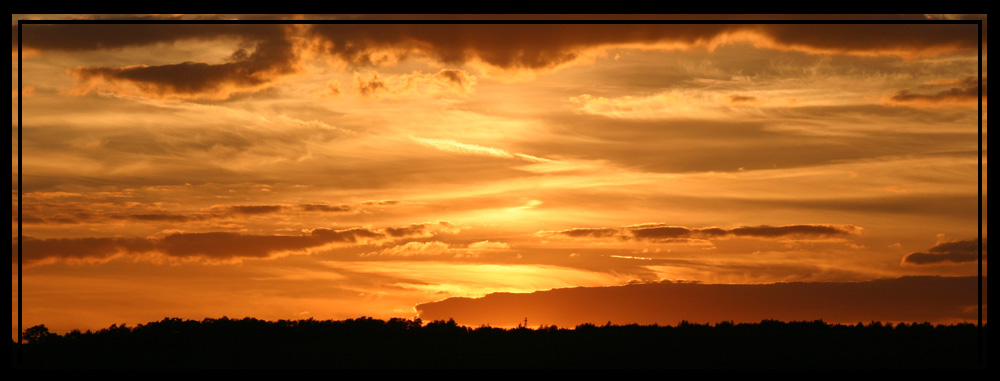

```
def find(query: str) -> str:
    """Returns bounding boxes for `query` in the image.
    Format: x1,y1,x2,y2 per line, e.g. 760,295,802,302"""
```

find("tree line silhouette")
13,317,986,368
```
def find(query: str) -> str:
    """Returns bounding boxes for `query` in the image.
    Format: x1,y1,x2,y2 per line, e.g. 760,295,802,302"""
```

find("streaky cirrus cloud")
412,137,548,163
15,221,458,265
21,203,290,225
892,76,986,104
538,223,862,242
15,24,282,52
902,239,985,265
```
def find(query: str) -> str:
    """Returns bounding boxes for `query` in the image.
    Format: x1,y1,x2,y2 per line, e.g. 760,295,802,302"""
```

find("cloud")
353,69,476,98
362,239,511,258
752,24,980,57
467,240,510,250
16,24,281,52
728,225,862,238
412,137,547,163
362,200,401,206
729,94,757,103
226,205,284,214
538,223,862,242
117,213,194,223
20,197,399,225
21,199,352,225
17,236,158,264
16,222,458,265
354,71,387,97
307,23,978,73
569,92,703,119
70,37,296,99
157,228,379,259
363,241,453,257
892,76,985,104
300,204,352,212
413,137,515,159
19,24,300,99
552,227,624,239
20,23,978,97
902,239,984,265
416,276,982,327
384,221,457,238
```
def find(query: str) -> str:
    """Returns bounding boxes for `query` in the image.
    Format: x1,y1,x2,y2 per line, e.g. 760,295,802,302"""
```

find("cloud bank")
417,276,983,327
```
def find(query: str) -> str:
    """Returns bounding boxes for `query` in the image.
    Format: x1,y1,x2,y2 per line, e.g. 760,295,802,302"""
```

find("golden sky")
12,15,986,335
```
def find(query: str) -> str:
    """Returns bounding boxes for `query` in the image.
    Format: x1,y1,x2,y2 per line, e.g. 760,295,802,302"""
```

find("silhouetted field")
12,317,987,368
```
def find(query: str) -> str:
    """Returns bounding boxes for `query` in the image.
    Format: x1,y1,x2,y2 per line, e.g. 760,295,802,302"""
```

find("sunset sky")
12,15,986,336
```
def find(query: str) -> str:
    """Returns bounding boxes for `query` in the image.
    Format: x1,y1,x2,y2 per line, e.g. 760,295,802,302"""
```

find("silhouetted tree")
23,325,56,344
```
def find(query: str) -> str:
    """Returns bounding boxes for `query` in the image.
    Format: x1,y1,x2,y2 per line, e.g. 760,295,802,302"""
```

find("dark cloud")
16,222,454,264
417,276,983,327
17,236,157,263
307,23,977,70
18,22,978,97
902,239,984,265
15,24,296,98
437,68,469,86
729,94,757,103
19,216,46,224
354,72,387,97
893,76,986,103
385,221,453,238
158,228,379,258
16,24,281,52
556,227,620,239
118,213,194,222
626,226,715,240
227,205,284,214
22,203,289,225
300,204,352,212
72,34,296,98
729,225,859,238
757,24,979,55
21,205,287,225
542,223,860,242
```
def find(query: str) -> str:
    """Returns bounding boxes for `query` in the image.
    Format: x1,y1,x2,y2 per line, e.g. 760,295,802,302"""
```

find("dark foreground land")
12,317,987,368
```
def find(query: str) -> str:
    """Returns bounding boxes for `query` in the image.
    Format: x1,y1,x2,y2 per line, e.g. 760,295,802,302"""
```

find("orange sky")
11,15,986,337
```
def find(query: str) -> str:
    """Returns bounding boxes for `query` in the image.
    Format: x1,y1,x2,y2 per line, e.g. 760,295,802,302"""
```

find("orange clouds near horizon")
417,276,985,328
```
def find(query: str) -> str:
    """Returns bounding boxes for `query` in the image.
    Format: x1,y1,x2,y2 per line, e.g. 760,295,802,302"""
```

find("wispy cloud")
891,76,984,104
353,69,476,98
412,137,547,163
